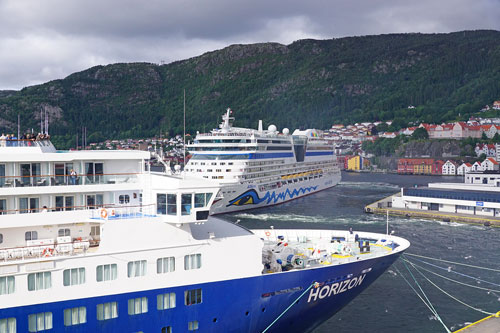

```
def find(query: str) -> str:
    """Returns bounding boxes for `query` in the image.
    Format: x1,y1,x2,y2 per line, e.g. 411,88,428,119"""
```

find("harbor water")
224,172,500,333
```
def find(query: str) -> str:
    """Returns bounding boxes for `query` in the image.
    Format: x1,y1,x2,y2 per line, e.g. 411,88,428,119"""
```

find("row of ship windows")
0,289,202,332
0,254,201,295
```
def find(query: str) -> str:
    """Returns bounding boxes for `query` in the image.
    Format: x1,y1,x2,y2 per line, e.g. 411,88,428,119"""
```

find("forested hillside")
0,30,499,148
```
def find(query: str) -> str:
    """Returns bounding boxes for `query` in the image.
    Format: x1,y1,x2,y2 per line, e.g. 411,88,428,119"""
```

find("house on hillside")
432,160,445,175
481,157,499,171
471,161,483,172
493,101,500,110
457,163,472,175
481,124,498,138
442,160,457,175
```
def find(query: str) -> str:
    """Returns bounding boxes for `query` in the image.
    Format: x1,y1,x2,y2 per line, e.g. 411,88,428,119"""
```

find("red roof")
487,158,499,165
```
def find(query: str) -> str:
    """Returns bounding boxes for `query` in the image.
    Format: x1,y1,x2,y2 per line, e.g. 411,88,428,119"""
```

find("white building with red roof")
457,162,472,175
442,160,457,175
481,157,499,171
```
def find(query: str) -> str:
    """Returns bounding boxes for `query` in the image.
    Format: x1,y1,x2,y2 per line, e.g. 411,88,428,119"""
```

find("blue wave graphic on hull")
227,186,318,206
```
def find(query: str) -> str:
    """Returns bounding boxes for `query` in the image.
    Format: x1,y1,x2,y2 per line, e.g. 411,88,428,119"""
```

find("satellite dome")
282,128,290,135
268,124,277,132
174,165,181,171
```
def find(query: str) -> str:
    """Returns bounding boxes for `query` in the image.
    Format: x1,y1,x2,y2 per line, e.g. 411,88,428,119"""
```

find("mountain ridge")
0,30,499,148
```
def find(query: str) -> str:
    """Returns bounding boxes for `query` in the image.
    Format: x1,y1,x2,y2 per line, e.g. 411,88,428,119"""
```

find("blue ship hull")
1,252,401,332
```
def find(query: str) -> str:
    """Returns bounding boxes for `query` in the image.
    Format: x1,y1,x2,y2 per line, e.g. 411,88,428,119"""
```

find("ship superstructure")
185,108,341,214
0,139,409,333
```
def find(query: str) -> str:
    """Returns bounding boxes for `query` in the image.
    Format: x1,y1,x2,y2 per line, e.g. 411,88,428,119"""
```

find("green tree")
412,127,429,140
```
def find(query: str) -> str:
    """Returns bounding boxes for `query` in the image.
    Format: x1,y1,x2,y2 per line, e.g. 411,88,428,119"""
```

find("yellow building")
347,156,362,171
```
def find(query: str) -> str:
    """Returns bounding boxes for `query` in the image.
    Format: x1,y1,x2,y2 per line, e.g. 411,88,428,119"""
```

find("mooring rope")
402,258,500,293
404,255,500,288
406,260,495,316
261,281,317,333
395,264,451,333
401,259,451,332
405,253,500,273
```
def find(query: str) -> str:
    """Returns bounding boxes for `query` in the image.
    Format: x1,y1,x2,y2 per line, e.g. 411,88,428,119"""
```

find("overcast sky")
0,0,498,90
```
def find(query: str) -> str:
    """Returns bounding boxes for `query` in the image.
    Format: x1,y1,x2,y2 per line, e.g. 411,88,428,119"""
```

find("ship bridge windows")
195,193,212,208
0,276,14,295
167,194,177,215
157,194,177,215
0,318,15,333
28,312,52,332
181,194,192,215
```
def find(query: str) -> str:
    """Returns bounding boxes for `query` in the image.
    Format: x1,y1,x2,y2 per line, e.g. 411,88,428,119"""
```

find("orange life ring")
265,231,271,237
42,248,54,257
100,208,108,219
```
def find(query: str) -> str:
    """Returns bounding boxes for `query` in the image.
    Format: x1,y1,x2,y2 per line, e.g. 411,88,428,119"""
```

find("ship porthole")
261,307,266,312
245,311,249,316
213,318,218,323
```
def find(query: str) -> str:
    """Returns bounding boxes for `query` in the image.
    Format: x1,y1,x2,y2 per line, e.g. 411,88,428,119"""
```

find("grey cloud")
0,0,498,89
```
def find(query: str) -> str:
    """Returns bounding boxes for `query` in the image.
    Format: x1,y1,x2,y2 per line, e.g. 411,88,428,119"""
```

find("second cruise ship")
185,108,341,214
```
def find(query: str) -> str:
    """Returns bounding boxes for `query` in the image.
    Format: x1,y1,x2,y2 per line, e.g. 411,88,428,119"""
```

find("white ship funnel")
258,120,263,132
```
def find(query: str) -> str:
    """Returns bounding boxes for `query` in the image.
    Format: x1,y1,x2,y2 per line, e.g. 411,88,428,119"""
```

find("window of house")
96,264,117,282
184,254,201,270
185,288,202,306
96,302,118,320
157,293,176,310
128,297,148,315
127,260,147,278
27,272,51,291
64,307,86,326
0,317,16,333
157,257,175,274
0,276,15,295
63,268,85,286
28,312,52,332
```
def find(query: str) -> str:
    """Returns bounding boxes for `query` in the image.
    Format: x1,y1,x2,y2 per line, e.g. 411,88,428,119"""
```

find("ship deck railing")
0,172,139,189
0,139,53,148
0,238,98,263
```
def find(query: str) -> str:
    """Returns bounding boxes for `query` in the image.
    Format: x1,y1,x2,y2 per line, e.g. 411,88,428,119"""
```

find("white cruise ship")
0,137,409,332
185,108,341,214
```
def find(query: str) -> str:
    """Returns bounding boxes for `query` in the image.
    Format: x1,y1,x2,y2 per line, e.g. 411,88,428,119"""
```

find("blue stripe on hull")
1,252,401,332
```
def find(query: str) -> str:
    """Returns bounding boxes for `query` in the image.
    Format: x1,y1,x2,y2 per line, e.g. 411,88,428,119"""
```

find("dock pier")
365,192,500,227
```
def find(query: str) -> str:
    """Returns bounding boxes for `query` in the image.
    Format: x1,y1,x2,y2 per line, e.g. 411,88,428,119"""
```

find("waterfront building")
347,155,363,171
392,171,500,218
481,157,499,171
457,163,472,175
442,160,457,175
472,161,483,172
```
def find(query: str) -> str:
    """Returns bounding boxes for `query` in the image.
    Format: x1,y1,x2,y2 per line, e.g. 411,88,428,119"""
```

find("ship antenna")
183,89,186,178
386,209,389,235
